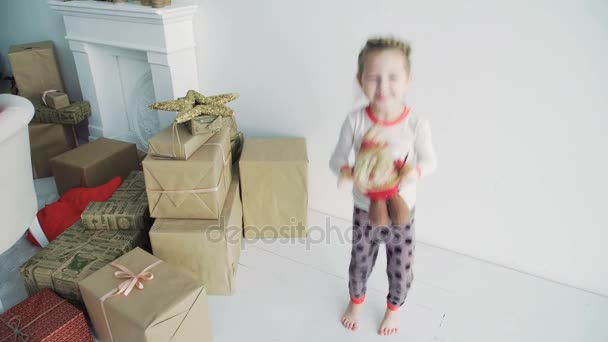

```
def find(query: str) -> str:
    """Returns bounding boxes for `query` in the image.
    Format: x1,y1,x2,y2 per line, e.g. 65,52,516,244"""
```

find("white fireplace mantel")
48,0,199,150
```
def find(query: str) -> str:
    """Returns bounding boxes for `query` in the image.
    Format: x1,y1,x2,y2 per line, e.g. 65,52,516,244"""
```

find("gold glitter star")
149,90,239,123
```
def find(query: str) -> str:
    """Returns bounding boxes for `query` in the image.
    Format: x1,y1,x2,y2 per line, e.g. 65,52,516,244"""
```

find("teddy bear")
341,125,413,227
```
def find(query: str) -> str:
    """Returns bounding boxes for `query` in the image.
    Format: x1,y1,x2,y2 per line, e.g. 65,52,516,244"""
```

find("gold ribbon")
99,260,162,342
0,298,66,342
41,89,58,106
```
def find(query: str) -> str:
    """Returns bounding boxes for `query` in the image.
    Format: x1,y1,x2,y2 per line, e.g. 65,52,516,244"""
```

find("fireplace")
48,0,199,150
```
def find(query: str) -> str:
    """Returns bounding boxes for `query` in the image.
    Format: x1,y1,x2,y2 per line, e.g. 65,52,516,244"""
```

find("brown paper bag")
8,41,65,99
79,247,213,342
239,138,308,238
143,128,232,219
150,175,242,295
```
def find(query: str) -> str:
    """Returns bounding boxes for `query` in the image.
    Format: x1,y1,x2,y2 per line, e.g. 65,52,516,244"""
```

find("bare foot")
341,301,363,331
378,308,400,336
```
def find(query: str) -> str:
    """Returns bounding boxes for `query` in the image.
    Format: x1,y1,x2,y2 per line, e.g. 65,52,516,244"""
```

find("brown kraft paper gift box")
239,137,308,238
8,41,65,99
79,247,213,342
29,123,76,179
50,137,139,194
147,122,214,160
150,174,242,295
143,128,232,219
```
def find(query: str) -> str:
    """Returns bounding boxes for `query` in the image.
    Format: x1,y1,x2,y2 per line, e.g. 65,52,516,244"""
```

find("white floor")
1,179,607,341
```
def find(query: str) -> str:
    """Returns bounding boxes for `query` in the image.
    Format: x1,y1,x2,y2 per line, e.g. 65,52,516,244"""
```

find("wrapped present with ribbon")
150,173,242,295
149,90,239,159
41,89,70,109
143,127,232,219
8,41,65,99
79,247,213,342
147,122,213,160
19,221,143,308
33,101,91,125
0,289,93,342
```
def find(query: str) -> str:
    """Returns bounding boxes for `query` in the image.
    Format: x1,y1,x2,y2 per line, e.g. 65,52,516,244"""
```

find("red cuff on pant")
351,295,365,304
387,301,400,311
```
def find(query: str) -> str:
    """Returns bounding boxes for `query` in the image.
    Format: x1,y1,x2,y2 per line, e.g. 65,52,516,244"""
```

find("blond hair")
357,37,412,81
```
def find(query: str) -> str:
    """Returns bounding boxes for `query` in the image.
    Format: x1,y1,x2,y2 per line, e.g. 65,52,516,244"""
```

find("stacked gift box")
7,40,92,179
17,170,215,340
144,117,242,295
7,83,310,340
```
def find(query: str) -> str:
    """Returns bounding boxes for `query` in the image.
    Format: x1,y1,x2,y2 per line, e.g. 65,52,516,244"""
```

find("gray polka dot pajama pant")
349,206,415,310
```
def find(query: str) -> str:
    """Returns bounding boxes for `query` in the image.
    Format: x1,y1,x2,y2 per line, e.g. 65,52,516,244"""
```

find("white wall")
197,0,608,296
2,0,607,296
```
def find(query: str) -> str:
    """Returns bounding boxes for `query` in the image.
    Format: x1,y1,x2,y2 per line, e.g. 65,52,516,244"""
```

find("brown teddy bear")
341,125,413,227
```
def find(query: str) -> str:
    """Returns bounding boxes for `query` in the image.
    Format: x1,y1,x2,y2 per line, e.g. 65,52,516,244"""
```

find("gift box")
150,174,242,295
79,247,213,342
33,101,91,125
81,201,150,231
107,170,148,203
239,137,308,238
29,123,76,179
143,128,232,219
50,137,139,194
187,115,240,139
8,41,65,99
41,90,70,109
81,171,150,231
0,289,93,342
147,122,214,160
19,221,143,307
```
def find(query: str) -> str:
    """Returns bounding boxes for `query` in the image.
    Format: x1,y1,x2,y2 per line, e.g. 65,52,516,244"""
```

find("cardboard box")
143,128,232,219
79,247,213,342
0,289,93,342
50,137,139,194
150,175,242,295
19,221,143,308
148,122,213,160
29,123,76,179
8,41,65,99
42,90,70,109
33,101,91,125
239,138,308,238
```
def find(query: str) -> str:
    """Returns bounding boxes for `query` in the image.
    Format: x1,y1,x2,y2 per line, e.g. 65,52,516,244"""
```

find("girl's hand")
338,166,354,188
399,164,419,186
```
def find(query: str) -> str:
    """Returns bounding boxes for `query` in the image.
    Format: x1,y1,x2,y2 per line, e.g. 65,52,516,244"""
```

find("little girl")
329,37,437,336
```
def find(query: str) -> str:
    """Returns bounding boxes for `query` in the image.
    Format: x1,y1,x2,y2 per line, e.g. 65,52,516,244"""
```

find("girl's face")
359,49,410,113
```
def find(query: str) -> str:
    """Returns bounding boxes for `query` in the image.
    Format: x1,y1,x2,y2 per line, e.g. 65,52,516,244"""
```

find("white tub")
0,94,37,255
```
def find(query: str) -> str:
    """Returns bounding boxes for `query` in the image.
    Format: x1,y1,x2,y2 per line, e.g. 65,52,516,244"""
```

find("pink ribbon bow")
109,261,160,296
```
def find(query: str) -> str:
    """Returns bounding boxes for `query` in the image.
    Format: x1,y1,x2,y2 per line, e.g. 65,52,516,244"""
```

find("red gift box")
0,289,92,342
